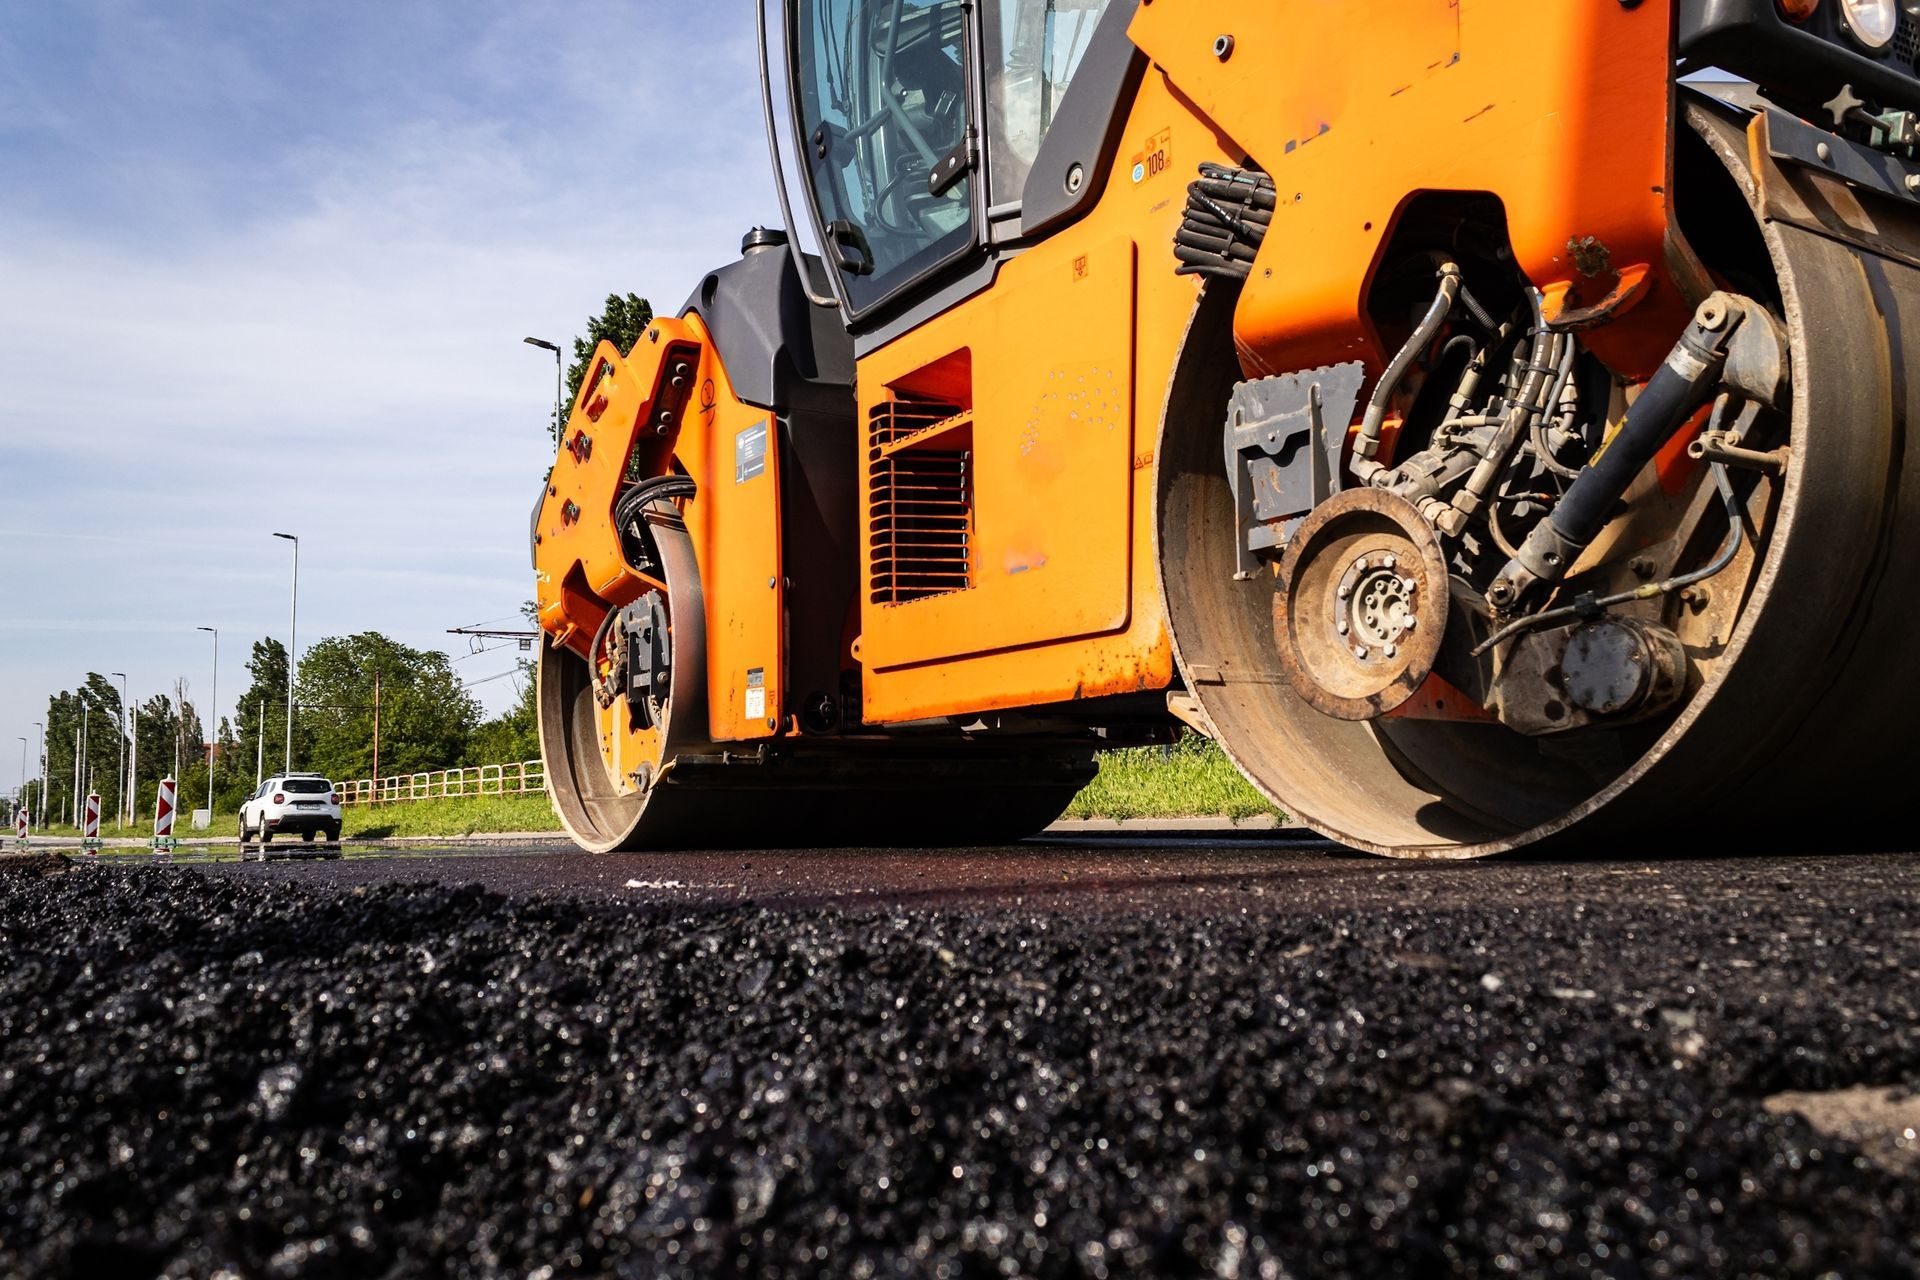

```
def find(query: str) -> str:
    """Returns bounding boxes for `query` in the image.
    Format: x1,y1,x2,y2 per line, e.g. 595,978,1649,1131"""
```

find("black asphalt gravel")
2,842,1917,1278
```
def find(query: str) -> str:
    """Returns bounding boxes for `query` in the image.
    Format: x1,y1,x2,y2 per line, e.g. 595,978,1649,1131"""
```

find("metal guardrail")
336,760,547,806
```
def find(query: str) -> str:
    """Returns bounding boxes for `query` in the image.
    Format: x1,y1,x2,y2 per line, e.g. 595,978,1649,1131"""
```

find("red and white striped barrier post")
152,777,177,858
82,792,102,857
12,805,25,847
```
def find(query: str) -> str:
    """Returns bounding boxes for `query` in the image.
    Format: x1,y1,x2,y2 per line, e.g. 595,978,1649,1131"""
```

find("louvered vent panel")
869,400,972,606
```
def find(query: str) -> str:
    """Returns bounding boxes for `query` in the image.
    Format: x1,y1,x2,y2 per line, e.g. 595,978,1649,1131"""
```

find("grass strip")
13,741,1274,842
1065,739,1281,822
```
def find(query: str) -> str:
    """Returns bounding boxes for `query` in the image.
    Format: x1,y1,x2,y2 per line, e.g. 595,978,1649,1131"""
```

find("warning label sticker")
735,420,769,484
745,667,766,722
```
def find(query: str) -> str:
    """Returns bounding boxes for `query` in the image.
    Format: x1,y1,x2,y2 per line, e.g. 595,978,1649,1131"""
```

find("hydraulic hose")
1489,294,1746,608
613,474,698,536
1530,337,1583,480
1355,262,1463,464
1450,289,1554,519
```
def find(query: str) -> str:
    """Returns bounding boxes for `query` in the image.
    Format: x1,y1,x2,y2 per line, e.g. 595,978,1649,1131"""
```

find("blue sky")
0,3,780,784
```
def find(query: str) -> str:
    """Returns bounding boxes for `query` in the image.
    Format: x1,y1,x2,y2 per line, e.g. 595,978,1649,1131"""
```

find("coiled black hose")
613,474,698,538
1174,163,1275,282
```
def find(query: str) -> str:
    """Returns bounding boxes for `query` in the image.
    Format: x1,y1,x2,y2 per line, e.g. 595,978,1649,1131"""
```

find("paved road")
3,838,1917,1277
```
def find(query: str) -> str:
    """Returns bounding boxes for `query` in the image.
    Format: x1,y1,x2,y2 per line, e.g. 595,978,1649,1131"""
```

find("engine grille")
868,399,972,606
1898,15,1920,68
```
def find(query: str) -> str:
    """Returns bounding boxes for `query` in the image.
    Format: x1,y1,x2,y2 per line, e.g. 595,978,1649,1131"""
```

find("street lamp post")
272,533,298,773
111,672,127,828
196,627,218,816
524,337,565,442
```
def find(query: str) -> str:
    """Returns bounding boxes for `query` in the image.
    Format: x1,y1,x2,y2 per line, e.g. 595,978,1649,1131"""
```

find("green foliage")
295,632,481,782
40,675,128,825
553,292,655,442
464,660,538,766
232,638,306,786
1065,736,1281,822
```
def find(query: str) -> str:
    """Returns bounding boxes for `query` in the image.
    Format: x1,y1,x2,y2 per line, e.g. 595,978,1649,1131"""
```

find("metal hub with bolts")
1335,551,1421,662
1273,488,1452,721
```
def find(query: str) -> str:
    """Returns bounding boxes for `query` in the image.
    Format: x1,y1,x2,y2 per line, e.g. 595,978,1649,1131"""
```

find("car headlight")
1840,0,1900,48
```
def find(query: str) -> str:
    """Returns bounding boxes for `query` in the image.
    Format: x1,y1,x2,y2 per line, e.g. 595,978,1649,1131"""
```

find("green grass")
1065,738,1282,822
15,743,1271,842
341,793,560,839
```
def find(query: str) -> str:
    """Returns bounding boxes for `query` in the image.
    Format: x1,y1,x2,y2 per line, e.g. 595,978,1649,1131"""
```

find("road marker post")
82,792,102,858
12,806,26,849
152,777,178,859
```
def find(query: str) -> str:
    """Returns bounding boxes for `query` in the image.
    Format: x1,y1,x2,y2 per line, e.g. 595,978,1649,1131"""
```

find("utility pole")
256,699,266,786
74,705,86,827
372,670,382,796
30,721,43,829
111,672,128,828
197,627,218,816
128,699,138,826
273,532,299,772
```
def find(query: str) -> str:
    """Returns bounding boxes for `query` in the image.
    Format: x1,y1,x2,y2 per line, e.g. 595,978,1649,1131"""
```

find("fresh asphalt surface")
3,833,1917,1277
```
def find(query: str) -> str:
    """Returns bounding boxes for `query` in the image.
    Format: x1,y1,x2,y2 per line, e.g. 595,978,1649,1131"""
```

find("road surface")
2,835,1916,1277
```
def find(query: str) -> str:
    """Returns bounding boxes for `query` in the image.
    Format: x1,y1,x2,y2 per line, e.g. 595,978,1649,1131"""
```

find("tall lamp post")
111,672,128,828
196,627,218,816
524,337,565,441
272,533,298,772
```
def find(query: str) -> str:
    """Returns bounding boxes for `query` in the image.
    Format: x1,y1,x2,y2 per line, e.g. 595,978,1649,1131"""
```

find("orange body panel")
534,315,784,785
859,236,1137,673
854,0,1682,726
1127,0,1686,379
854,69,1239,722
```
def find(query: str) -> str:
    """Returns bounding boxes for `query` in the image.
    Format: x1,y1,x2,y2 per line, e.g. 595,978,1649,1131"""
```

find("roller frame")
1157,97,1920,858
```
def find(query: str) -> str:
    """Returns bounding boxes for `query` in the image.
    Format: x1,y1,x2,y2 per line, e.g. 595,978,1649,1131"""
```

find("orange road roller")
534,0,1920,856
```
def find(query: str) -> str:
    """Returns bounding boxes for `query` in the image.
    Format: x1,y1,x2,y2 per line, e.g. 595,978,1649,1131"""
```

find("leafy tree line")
23,632,537,824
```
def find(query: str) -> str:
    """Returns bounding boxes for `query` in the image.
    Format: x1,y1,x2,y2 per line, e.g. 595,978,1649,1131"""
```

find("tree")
465,660,538,765
232,637,305,786
552,292,655,441
41,676,127,826
295,632,481,782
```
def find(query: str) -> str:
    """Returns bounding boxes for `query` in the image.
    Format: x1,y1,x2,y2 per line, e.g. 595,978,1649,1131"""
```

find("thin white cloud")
0,4,787,738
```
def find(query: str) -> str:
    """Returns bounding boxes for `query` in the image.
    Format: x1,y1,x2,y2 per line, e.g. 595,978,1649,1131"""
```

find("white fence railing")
337,760,547,807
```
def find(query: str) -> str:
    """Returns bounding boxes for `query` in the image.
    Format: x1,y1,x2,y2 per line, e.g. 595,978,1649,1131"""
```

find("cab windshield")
791,0,975,313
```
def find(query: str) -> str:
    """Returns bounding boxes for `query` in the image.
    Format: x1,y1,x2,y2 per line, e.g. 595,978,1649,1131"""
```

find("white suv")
240,773,343,852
